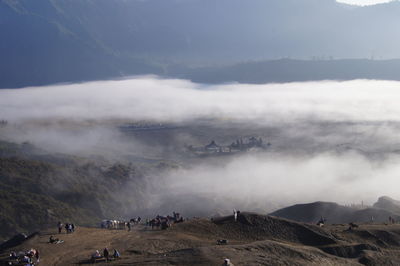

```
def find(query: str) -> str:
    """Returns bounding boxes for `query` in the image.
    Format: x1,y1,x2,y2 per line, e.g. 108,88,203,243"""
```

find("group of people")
57,221,75,234
389,216,397,224
147,212,184,230
8,249,40,265
91,248,120,263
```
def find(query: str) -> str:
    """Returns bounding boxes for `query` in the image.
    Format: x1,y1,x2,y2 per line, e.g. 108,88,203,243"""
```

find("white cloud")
337,0,395,6
1,78,400,124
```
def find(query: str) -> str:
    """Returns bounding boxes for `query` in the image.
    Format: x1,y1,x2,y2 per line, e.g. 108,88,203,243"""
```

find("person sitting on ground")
22,255,31,263
49,235,59,243
9,251,17,260
103,248,109,261
92,250,102,259
90,250,103,263
223,258,235,266
113,249,120,259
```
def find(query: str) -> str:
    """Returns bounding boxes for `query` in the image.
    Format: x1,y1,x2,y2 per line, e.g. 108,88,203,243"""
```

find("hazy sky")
337,0,394,5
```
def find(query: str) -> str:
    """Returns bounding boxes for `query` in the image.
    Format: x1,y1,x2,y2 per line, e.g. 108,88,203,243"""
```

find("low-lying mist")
145,151,400,216
1,77,400,216
1,77,400,123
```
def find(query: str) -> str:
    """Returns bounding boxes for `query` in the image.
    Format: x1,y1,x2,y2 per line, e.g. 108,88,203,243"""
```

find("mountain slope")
2,0,400,87
270,201,400,224
0,140,149,241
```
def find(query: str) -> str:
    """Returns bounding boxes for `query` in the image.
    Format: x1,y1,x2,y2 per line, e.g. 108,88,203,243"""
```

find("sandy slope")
2,213,400,265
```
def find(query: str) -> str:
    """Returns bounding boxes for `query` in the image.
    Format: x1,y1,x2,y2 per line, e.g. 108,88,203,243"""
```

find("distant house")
205,140,220,152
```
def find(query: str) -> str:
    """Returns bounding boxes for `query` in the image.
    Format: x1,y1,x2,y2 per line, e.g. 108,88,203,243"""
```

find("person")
113,249,120,258
57,221,63,234
127,222,131,231
49,235,58,243
317,217,325,227
91,250,102,263
233,209,237,222
223,258,234,265
71,223,75,232
22,255,32,264
92,250,101,258
103,248,109,261
35,249,40,263
65,223,69,233
9,251,17,260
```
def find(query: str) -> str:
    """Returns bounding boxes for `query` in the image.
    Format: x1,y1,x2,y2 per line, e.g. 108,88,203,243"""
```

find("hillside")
176,59,400,84
373,196,400,215
2,0,400,87
0,140,154,241
2,213,400,265
270,201,400,224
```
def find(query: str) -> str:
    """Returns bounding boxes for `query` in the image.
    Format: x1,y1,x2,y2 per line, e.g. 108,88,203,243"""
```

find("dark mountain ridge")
2,0,400,87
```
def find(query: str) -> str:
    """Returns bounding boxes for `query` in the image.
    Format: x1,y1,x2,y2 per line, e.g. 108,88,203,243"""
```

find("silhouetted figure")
57,222,63,234
103,248,109,261
113,249,120,258
35,249,40,263
317,217,326,227
348,222,359,231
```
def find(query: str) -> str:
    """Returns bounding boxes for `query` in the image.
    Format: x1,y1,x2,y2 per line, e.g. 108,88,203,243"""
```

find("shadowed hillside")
3,0,400,87
270,201,400,224
373,196,400,215
0,141,156,241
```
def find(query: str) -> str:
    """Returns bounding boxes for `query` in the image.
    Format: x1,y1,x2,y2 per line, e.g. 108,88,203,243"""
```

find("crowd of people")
57,221,75,234
100,212,185,232
147,212,184,230
8,249,39,266
6,212,188,265
91,247,120,263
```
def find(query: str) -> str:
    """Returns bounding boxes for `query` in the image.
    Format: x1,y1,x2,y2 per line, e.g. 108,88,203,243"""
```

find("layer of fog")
144,151,400,216
1,77,400,123
2,77,400,215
